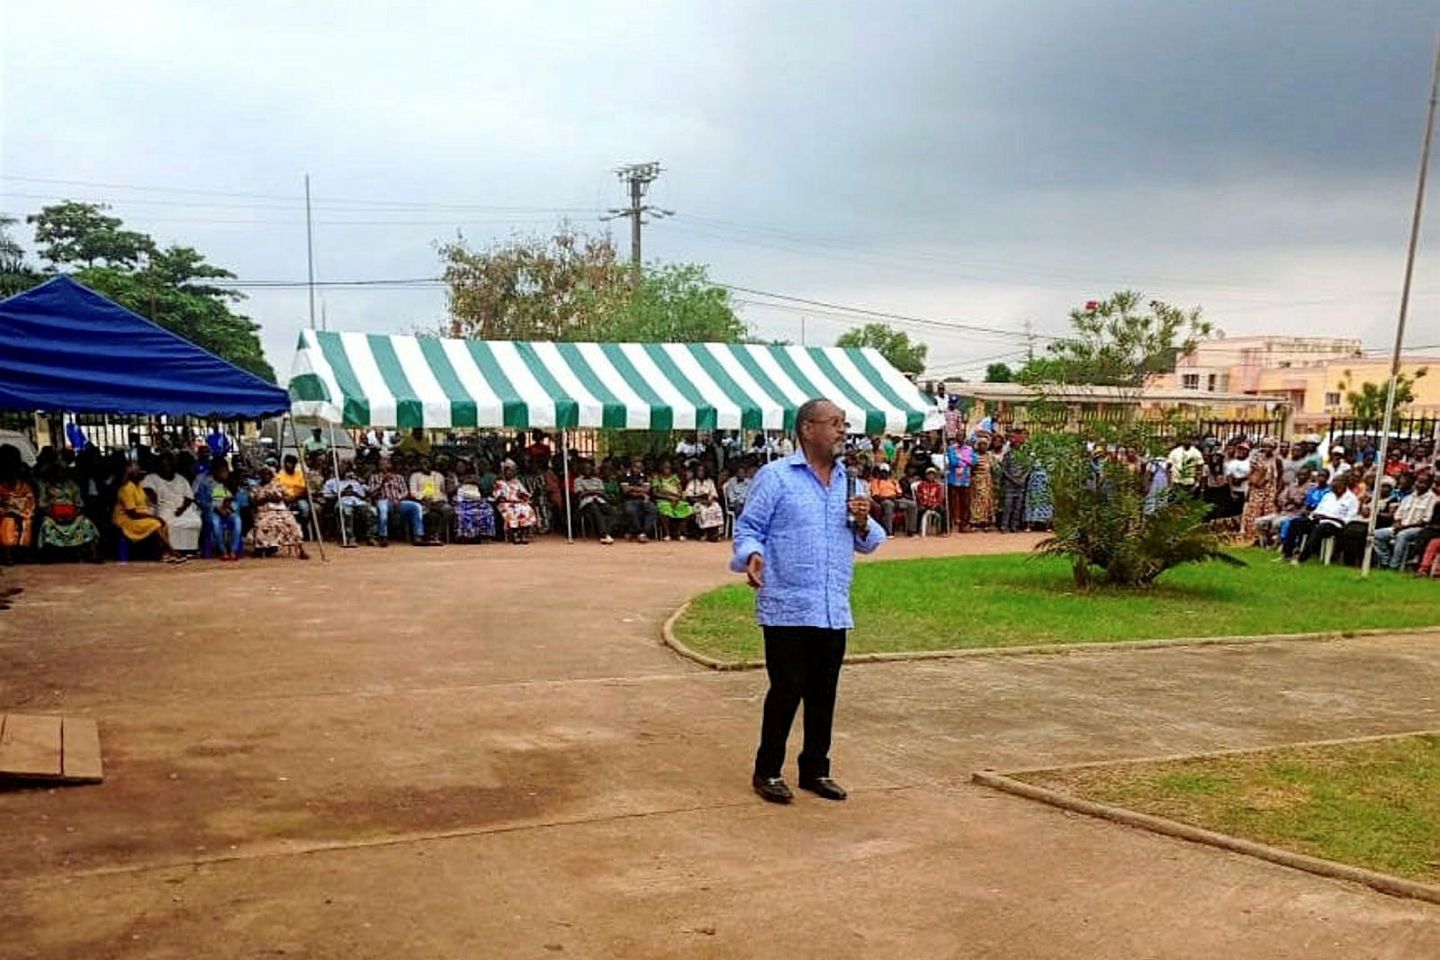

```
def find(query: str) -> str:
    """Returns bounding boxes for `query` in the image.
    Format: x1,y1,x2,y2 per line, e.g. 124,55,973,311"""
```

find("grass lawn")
1017,734,1440,883
673,548,1440,663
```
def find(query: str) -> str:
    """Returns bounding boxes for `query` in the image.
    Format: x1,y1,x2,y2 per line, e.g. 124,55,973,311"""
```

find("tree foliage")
440,226,746,343
1028,428,1242,588
18,202,274,381
0,216,41,299
1018,290,1213,387
834,323,928,375
984,362,1014,383
1337,367,1429,420
29,201,155,268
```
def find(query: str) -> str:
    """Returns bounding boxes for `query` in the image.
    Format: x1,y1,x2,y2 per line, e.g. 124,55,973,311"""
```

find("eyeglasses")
807,417,848,429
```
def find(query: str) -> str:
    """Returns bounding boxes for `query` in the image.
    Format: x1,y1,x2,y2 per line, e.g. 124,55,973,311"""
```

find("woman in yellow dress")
112,463,184,563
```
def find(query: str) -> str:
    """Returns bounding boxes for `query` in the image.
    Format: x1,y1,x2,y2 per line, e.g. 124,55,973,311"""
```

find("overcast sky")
4,1,1438,381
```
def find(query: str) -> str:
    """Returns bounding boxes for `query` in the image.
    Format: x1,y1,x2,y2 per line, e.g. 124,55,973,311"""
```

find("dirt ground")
3,532,1439,959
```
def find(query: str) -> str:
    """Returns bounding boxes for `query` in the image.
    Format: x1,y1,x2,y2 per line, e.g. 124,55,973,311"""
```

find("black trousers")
999,484,1026,531
754,626,847,780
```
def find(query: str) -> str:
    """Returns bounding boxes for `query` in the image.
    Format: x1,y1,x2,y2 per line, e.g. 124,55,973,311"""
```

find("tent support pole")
281,414,327,562
328,421,350,547
562,428,574,543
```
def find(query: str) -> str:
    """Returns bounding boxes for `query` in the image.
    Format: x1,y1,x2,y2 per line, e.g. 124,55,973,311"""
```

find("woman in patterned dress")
453,459,497,542
493,463,537,544
36,460,101,561
249,467,309,559
1023,457,1054,529
967,434,998,529
1241,438,1282,544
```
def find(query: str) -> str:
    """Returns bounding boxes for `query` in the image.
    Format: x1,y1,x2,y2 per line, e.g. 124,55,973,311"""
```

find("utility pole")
304,173,317,330
1363,32,1440,578
604,161,671,275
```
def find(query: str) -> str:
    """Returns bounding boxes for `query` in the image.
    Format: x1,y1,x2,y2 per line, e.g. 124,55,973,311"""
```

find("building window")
1325,391,1342,408
1206,374,1216,392
1182,374,1200,390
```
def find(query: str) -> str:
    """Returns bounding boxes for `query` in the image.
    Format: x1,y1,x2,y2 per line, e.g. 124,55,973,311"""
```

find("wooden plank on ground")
0,713,63,778
61,717,103,783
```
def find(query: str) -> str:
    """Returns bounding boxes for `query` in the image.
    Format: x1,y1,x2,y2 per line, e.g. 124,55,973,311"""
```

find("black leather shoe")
798,776,848,801
752,775,793,804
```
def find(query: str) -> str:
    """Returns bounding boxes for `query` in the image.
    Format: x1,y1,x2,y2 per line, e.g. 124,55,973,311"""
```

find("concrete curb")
972,730,1440,907
659,599,1440,672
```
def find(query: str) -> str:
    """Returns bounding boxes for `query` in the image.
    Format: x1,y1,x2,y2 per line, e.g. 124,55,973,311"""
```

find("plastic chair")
919,510,945,537
1319,537,1336,566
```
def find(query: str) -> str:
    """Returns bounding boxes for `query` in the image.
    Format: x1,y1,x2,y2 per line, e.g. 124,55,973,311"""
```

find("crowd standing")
1,417,1436,578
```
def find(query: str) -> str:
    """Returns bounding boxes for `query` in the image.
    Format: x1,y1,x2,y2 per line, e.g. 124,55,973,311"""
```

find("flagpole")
1362,32,1440,578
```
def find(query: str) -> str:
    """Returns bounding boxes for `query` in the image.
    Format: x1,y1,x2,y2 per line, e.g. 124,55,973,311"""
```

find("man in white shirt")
1290,474,1359,564
724,464,752,518
323,461,377,544
1372,475,1435,570
1167,439,1204,494
1224,444,1251,497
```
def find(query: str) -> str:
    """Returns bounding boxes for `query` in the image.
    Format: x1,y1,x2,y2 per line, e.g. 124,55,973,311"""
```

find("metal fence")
1324,416,1438,456
984,411,1288,449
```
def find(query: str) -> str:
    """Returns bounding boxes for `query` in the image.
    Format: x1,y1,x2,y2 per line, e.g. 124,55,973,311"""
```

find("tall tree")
1337,367,1429,420
984,362,1014,383
22,202,275,381
1018,290,1212,387
0,215,41,299
834,323,928,375
576,263,748,342
28,201,154,268
440,226,746,343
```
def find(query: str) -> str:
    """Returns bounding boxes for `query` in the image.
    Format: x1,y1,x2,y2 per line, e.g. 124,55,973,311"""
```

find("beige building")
1154,335,1440,430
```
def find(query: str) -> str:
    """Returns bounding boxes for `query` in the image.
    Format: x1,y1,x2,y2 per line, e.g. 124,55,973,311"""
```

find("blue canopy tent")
0,276,288,418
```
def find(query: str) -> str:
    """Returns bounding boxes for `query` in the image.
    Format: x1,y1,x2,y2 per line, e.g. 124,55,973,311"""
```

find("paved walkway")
3,535,1438,958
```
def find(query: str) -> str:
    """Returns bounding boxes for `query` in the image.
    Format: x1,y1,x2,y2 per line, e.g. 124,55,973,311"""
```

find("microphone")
846,472,857,528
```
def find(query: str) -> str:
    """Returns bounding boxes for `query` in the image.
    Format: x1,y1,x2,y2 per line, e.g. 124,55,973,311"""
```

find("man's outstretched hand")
746,552,764,589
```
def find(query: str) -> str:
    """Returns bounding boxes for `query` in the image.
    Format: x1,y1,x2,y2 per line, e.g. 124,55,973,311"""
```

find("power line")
0,183,605,215
714,282,1054,342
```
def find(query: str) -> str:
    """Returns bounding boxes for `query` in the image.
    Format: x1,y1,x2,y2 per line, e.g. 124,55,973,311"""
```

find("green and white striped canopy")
289,330,941,435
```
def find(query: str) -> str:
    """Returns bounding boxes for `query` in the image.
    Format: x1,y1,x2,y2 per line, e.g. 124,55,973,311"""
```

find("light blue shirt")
731,451,886,629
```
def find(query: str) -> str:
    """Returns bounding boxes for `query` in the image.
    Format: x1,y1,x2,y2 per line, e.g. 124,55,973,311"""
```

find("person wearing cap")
1374,474,1435,570
915,465,946,521
869,462,916,536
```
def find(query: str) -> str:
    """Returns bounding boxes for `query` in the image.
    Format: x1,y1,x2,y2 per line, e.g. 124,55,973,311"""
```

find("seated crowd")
1157,433,1440,575
4,422,1434,575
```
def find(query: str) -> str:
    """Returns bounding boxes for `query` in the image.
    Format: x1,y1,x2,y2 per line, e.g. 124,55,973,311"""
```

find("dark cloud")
3,2,1435,377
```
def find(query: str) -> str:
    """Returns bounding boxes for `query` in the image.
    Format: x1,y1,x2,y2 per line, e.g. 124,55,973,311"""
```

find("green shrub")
1028,431,1243,588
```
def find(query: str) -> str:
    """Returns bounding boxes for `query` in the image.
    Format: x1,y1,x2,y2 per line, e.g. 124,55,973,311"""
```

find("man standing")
1166,437,1204,495
732,398,886,805
303,427,328,457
